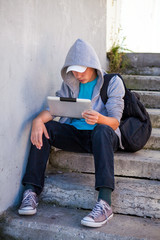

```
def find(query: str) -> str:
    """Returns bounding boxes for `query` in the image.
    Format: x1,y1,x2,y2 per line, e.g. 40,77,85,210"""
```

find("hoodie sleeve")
105,75,125,123
55,82,73,98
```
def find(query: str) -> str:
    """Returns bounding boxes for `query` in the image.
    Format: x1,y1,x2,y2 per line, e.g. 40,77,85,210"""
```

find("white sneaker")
81,199,113,228
18,189,38,216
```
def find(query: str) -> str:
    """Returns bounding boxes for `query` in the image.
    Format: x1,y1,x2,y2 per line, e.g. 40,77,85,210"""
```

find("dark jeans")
22,120,119,195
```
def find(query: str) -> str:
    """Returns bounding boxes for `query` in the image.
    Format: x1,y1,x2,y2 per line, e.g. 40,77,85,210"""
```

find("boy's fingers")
38,132,43,147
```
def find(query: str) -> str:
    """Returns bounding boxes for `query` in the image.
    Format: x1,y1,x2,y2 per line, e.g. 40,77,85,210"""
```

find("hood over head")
61,39,103,86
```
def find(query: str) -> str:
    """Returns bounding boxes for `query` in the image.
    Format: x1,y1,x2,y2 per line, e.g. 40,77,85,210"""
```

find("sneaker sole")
81,213,113,228
18,208,37,216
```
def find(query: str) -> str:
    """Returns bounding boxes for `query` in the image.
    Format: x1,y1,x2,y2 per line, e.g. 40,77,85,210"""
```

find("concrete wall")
0,0,107,214
107,0,160,53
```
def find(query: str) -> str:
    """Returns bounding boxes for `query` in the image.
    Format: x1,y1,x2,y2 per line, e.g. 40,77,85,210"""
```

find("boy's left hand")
82,110,100,125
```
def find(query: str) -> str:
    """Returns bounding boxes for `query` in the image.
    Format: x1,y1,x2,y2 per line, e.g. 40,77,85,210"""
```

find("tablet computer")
47,96,92,118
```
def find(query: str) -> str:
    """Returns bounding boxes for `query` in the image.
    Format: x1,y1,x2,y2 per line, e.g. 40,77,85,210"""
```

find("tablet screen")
47,96,92,118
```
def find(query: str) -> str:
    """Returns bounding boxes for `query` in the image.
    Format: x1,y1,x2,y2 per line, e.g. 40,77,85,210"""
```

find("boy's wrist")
33,117,43,124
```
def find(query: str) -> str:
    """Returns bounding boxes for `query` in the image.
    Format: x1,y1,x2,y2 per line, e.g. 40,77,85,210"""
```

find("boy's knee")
94,124,112,135
44,120,53,131
44,120,64,136
92,124,114,142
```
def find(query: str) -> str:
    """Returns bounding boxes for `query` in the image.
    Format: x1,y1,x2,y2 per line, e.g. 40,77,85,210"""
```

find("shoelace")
88,201,107,219
22,191,37,207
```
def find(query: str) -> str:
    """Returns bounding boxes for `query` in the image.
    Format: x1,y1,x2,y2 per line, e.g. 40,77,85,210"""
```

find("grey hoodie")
56,39,125,148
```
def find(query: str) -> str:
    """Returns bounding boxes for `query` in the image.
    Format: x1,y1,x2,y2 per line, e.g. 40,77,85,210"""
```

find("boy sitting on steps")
18,38,125,228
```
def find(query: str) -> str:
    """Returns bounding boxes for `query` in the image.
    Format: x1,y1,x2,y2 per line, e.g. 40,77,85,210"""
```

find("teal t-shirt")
70,77,98,130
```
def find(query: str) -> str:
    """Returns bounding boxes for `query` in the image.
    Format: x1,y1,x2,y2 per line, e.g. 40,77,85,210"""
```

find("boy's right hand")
30,118,49,150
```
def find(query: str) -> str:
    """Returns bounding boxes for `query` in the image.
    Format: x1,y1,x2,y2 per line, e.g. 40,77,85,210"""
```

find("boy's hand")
31,118,49,150
82,109,119,130
82,110,100,125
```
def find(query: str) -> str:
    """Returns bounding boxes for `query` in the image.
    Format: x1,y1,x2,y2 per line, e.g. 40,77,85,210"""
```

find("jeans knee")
44,120,53,131
92,124,119,152
92,124,113,138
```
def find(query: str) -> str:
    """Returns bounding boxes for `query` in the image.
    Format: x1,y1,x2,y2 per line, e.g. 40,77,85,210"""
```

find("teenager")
18,39,125,228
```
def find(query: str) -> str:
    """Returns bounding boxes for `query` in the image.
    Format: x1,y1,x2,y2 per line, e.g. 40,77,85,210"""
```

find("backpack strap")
100,73,124,105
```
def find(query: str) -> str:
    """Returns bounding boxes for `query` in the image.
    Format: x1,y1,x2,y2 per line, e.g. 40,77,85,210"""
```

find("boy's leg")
81,124,119,228
22,120,90,195
19,120,91,215
91,124,119,191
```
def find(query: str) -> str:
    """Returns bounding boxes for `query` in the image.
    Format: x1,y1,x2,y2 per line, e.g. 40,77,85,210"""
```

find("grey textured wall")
0,0,106,213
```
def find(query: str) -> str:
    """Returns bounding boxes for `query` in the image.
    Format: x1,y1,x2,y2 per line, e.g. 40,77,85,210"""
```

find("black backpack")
100,74,152,152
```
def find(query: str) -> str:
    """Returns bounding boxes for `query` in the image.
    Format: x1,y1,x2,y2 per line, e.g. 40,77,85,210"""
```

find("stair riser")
41,174,160,218
0,225,137,240
144,134,160,150
112,178,160,218
0,228,52,240
124,67,160,76
122,75,160,91
148,111,160,128
134,91,160,109
48,150,160,180
122,53,160,76
124,53,160,68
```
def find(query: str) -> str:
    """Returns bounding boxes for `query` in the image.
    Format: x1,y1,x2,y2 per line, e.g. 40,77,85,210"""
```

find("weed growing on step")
107,36,131,74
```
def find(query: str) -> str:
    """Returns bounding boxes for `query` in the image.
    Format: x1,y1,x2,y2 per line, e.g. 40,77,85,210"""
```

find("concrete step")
49,129,160,179
48,149,160,180
41,173,160,218
125,53,160,68
123,53,160,76
147,108,160,128
133,90,160,109
144,128,160,150
122,75,160,91
124,67,160,76
1,204,160,240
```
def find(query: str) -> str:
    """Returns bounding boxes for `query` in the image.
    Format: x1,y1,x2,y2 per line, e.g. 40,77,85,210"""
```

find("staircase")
1,70,160,239
42,74,160,217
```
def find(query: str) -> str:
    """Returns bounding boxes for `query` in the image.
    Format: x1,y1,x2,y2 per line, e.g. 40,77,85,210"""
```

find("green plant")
107,37,131,73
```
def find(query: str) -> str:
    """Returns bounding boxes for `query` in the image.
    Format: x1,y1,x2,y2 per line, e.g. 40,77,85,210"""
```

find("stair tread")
1,204,160,240
122,74,160,82
51,148,160,161
115,148,160,160
49,149,160,180
147,108,160,114
122,75,160,80
134,90,160,95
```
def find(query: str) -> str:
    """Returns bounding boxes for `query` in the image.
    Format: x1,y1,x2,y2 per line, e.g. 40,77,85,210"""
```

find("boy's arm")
82,75,125,130
82,110,119,130
31,110,53,150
